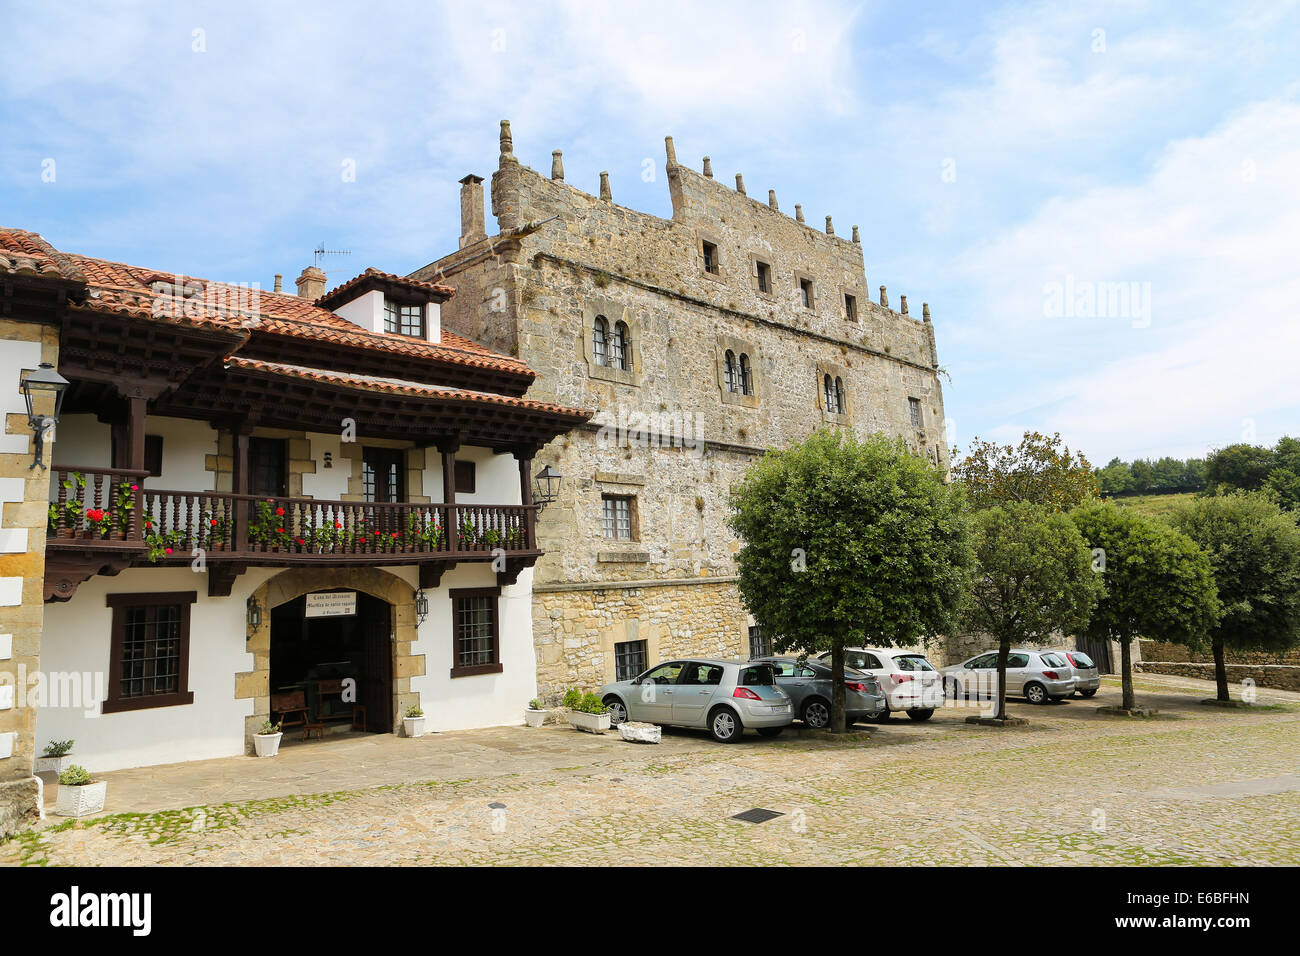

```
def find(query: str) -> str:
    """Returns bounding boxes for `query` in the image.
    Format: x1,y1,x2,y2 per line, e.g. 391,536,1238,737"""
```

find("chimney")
273,273,283,293
296,266,326,301
459,174,486,248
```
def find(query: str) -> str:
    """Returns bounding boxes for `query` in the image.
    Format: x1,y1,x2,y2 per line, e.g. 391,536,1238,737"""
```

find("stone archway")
236,566,424,752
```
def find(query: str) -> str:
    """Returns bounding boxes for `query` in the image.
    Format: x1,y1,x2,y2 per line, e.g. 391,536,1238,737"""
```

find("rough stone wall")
1135,661,1300,693
412,131,953,691
0,318,59,837
532,579,747,700
1139,639,1300,666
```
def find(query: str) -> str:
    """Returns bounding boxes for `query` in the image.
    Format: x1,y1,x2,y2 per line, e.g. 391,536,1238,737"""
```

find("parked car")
1051,648,1101,697
941,649,1076,704
815,647,945,721
753,656,886,728
600,659,794,742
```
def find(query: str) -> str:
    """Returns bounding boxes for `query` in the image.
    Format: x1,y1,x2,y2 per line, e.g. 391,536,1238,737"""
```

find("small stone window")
844,293,858,322
798,277,815,310
593,316,609,367
822,374,846,415
725,350,739,392
615,639,648,681
702,240,720,275
601,494,636,540
611,320,632,371
909,397,923,429
756,260,772,294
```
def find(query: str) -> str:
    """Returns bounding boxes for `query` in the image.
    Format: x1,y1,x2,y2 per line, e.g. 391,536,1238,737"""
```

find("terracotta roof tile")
49,248,532,378
227,358,592,420
0,228,87,282
316,267,455,309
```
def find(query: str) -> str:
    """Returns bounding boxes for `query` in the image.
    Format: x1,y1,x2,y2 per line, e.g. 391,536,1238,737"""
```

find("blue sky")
4,0,1298,464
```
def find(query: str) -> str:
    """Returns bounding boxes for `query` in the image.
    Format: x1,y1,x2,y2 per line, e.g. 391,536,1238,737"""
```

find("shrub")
258,719,281,736
58,765,92,787
43,739,74,758
561,688,583,709
405,704,424,718
578,692,608,715
528,699,541,710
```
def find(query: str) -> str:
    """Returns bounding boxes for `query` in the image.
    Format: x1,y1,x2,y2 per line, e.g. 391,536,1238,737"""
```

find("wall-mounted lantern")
532,464,563,511
414,588,429,626
246,595,262,639
19,362,69,470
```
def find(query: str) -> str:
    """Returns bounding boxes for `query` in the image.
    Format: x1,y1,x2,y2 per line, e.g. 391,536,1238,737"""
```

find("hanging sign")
304,591,357,618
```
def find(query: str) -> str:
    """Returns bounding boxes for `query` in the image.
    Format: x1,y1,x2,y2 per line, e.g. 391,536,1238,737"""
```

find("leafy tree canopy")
953,431,1098,512
727,429,973,655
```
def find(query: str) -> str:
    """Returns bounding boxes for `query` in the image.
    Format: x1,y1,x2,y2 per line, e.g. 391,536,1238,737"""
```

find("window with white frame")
601,494,635,540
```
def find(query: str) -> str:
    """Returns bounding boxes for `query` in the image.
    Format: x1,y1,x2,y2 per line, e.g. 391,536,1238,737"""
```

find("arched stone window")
823,374,836,411
740,354,753,396
724,350,738,392
593,316,609,367
612,320,631,371
834,376,846,414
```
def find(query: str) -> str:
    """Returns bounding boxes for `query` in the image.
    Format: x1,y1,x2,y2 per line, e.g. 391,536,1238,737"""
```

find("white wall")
37,567,277,774
300,431,350,500
421,445,521,505
48,414,216,492
408,563,536,732
331,289,441,344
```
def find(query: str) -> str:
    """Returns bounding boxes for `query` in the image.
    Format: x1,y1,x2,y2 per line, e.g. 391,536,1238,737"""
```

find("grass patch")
1113,492,1197,520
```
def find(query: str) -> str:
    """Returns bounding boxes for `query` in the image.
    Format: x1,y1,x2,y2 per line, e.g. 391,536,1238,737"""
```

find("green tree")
953,431,1098,511
1265,437,1300,510
1070,501,1221,710
962,503,1102,720
1130,459,1155,493
1097,457,1134,495
1205,443,1275,492
728,430,973,732
1169,491,1300,701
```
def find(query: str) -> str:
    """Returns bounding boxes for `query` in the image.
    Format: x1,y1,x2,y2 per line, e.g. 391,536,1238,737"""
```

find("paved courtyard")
5,673,1298,866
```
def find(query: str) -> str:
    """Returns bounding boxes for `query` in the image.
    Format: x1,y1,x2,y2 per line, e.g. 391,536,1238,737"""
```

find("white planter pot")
567,710,611,734
36,754,73,774
55,780,107,818
253,732,283,757
403,715,427,738
524,708,547,728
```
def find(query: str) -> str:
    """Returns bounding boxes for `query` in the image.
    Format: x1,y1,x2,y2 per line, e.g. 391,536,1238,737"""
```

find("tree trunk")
830,643,847,733
1119,634,1135,710
1213,634,1229,702
995,636,1010,721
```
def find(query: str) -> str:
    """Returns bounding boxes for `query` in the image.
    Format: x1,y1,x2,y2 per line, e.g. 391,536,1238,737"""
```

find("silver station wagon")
942,649,1076,704
600,658,794,742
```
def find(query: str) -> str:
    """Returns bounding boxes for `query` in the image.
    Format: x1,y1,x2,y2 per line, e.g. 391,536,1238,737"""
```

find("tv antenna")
313,244,351,268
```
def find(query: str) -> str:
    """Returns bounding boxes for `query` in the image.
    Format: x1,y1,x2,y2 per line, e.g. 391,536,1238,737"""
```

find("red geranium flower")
164,547,173,554
334,522,342,529
276,527,285,534
295,537,305,546
275,507,285,516
86,509,105,523
210,519,218,526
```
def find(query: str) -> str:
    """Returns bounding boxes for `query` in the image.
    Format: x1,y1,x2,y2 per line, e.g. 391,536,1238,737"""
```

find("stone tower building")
412,122,950,698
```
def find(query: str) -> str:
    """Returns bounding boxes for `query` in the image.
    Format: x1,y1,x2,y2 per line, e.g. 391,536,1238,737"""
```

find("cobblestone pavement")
5,675,1298,866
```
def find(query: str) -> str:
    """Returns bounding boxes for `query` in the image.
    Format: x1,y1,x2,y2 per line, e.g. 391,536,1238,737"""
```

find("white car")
815,647,945,720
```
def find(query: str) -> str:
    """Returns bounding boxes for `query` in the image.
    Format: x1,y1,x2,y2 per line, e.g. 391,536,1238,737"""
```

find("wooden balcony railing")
47,466,536,562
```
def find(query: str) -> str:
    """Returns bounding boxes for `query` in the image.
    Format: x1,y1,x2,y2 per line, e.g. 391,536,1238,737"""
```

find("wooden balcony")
43,465,540,600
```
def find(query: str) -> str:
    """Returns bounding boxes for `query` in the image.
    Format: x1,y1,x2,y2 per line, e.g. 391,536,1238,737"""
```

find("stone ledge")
1199,698,1254,708
594,471,645,486
597,551,651,564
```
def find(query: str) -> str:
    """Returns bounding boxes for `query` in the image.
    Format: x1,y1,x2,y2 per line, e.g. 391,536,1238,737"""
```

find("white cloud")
951,95,1300,461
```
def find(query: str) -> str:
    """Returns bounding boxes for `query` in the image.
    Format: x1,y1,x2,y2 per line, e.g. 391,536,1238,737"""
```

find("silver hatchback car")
1051,648,1101,697
753,656,886,727
941,649,1076,704
600,658,794,742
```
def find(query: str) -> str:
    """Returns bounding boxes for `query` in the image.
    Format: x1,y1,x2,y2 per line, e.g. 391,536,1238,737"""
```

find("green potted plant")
204,512,229,551
37,739,75,774
254,718,283,757
143,526,182,562
54,764,106,817
403,703,427,738
110,480,138,539
564,688,611,734
524,698,547,728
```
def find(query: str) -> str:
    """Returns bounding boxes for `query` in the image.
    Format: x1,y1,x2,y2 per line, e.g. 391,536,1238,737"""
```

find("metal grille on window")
909,397,922,428
615,639,648,681
748,625,771,659
120,604,182,698
740,354,753,395
611,321,630,370
455,595,495,667
601,496,631,539
593,316,608,366
835,377,845,414
724,350,738,392
824,374,836,412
